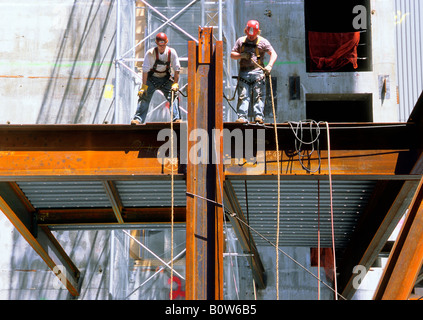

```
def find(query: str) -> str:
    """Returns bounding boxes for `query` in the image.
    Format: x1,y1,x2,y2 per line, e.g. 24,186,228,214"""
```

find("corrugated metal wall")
230,180,376,248
395,0,423,121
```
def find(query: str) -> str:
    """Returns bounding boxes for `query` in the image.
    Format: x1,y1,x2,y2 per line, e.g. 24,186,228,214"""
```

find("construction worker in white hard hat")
131,32,182,125
231,20,277,124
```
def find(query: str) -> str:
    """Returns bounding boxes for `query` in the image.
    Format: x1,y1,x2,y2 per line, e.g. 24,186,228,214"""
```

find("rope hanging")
325,121,338,299
187,187,347,300
317,180,321,300
170,90,175,300
185,55,342,299
225,209,347,300
288,120,323,173
249,58,280,299
268,75,281,300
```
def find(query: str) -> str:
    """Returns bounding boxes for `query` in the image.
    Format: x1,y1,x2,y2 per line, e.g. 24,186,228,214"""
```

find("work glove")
264,65,272,75
138,84,148,99
171,83,179,92
240,52,252,60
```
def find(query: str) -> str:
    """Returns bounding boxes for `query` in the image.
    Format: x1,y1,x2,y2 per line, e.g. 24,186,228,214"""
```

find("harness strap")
149,74,173,90
149,47,171,76
240,36,263,66
238,74,265,86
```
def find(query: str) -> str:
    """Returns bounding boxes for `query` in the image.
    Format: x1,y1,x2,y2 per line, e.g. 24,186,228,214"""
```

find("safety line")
170,90,175,300
188,190,347,300
268,74,281,300
225,210,347,300
325,121,338,300
317,180,321,300
237,58,281,299
186,191,223,207
198,56,343,298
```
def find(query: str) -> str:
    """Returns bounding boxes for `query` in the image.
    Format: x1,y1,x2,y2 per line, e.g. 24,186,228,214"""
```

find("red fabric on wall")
310,247,335,282
308,31,360,72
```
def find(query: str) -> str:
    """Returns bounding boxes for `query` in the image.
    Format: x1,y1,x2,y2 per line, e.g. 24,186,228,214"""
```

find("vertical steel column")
186,27,224,300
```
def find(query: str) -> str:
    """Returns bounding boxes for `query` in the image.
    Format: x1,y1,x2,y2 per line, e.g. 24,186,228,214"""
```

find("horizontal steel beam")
223,122,418,151
0,124,169,151
0,151,181,179
225,149,410,178
0,123,418,180
0,150,417,181
0,122,416,151
37,207,187,225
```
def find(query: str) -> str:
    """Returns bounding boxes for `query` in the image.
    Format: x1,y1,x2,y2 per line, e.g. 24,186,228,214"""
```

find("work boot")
130,119,141,125
254,116,264,124
235,117,247,123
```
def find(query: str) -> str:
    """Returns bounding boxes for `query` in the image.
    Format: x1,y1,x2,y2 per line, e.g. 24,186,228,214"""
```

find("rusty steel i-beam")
185,27,224,300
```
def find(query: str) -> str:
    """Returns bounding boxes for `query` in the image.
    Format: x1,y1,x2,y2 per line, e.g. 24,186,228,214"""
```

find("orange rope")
317,180,321,300
170,91,175,300
325,122,338,300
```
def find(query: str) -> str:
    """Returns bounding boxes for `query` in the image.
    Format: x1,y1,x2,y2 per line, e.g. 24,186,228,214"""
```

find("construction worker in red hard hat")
131,32,182,124
231,20,277,124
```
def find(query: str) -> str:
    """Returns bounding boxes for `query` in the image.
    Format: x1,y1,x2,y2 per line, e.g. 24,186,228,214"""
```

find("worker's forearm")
173,71,180,84
268,51,278,68
142,72,148,85
231,52,243,60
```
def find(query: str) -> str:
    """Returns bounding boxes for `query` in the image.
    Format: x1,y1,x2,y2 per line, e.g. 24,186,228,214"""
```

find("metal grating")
230,180,377,248
114,180,186,207
17,181,110,208
17,179,376,249
17,180,188,209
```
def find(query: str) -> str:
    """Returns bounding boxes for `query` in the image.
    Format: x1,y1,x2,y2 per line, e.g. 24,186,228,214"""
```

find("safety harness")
147,46,174,91
240,35,263,67
238,74,265,86
148,47,172,77
225,36,265,104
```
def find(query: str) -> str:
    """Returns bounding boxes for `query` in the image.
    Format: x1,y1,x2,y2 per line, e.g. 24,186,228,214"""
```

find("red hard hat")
246,20,260,37
156,32,168,44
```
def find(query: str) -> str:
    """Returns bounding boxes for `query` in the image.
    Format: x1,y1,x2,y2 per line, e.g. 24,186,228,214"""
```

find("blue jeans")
236,69,266,120
133,75,180,123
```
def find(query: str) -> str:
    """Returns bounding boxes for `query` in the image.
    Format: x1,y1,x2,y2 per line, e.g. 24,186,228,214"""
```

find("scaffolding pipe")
114,0,121,124
201,0,204,27
116,59,143,81
137,0,198,43
122,230,185,280
125,248,187,299
120,0,199,59
218,0,222,41
109,230,115,298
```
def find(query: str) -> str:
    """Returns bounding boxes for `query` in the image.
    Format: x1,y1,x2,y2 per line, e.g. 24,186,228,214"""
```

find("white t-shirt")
142,46,181,78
